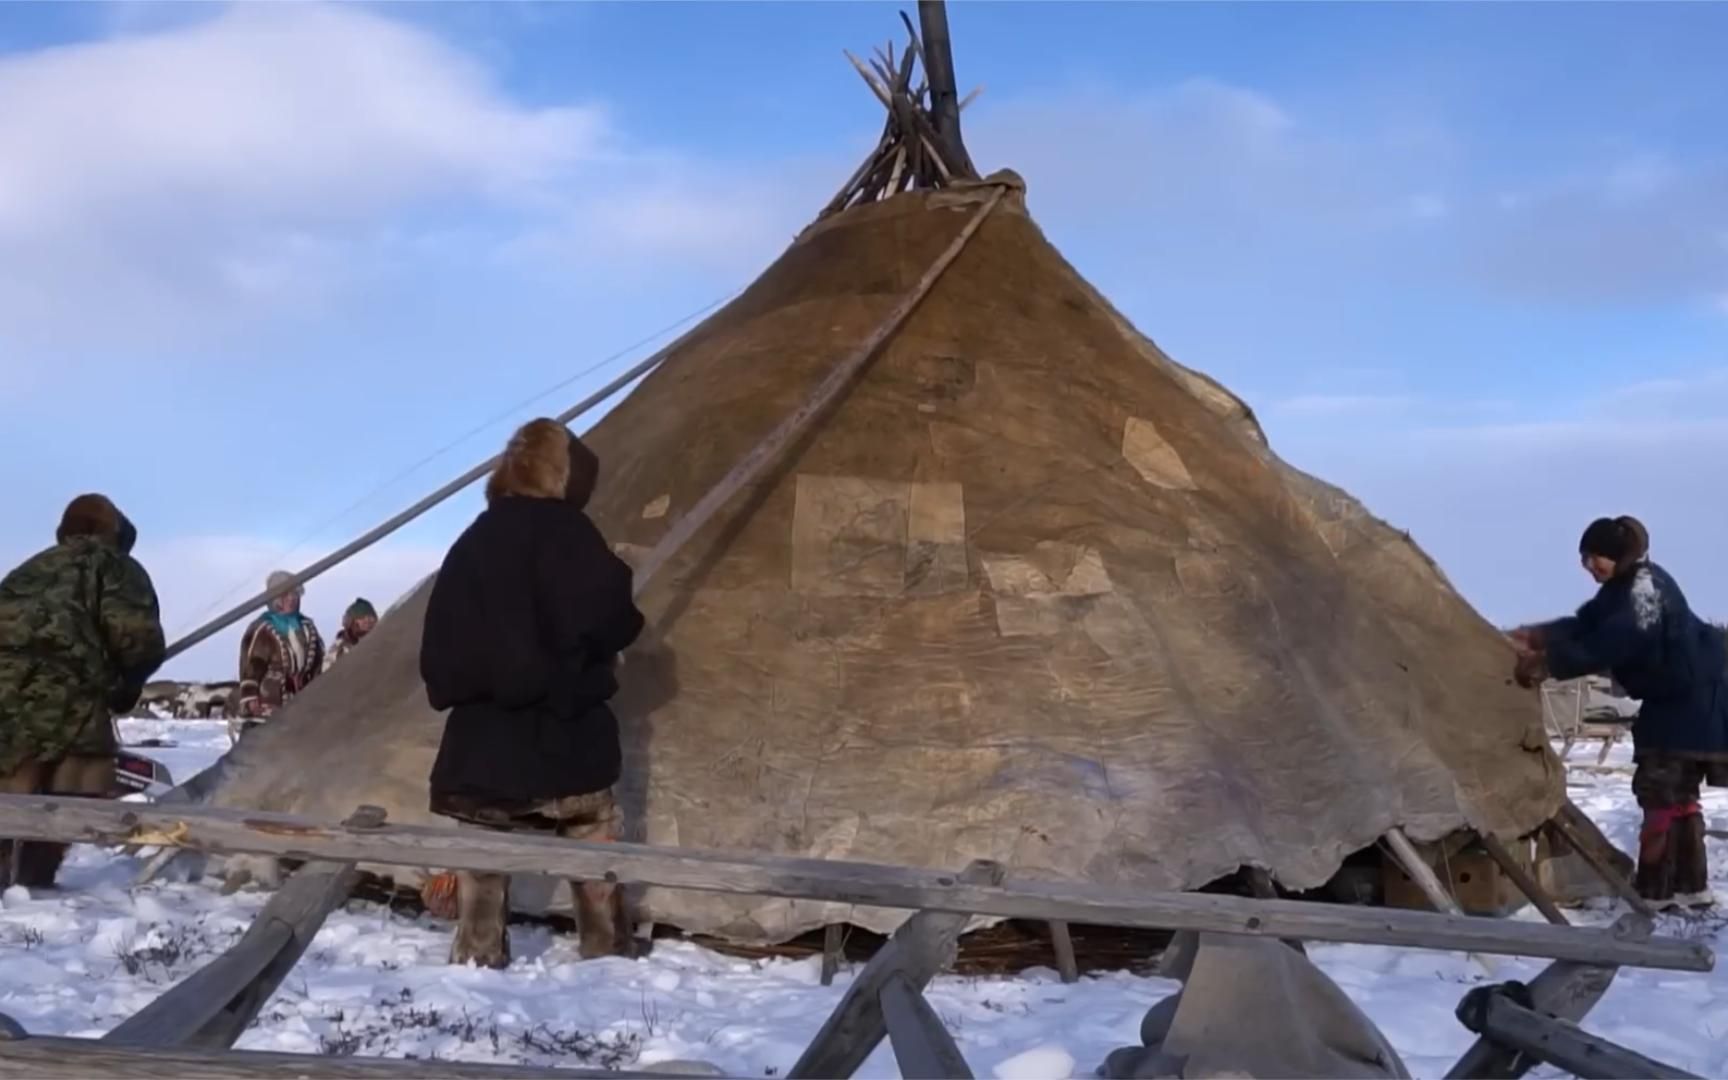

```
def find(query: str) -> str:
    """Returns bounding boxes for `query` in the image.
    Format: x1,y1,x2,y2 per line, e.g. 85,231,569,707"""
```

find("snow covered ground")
1,722,1724,1077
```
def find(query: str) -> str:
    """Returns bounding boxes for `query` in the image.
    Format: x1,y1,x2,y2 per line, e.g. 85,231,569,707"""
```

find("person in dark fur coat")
1512,516,1728,909
420,417,645,967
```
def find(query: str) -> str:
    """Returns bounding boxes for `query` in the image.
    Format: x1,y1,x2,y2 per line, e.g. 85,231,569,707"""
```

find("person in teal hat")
326,598,378,669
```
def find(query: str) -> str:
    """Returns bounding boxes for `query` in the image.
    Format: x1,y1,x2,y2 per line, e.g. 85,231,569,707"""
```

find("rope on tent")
166,290,740,644
628,181,1008,597
159,300,728,665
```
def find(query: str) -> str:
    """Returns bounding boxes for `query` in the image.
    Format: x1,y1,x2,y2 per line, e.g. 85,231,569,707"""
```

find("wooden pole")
789,860,1002,1079
1477,833,1570,927
879,972,974,1079
1048,920,1080,984
821,923,846,987
159,310,719,664
627,184,1005,597
915,0,978,178
0,795,1711,972
1444,951,1626,1080
1384,829,1496,976
1461,989,1700,1079
1546,816,1657,919
0,1037,712,1079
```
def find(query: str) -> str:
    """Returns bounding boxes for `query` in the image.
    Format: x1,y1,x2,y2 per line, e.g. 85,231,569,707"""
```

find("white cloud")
0,2,805,365
133,532,443,680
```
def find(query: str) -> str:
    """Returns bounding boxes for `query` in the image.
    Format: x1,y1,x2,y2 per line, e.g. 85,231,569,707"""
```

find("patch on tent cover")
1122,416,1198,491
641,494,671,520
613,542,651,571
981,542,1127,640
790,474,968,597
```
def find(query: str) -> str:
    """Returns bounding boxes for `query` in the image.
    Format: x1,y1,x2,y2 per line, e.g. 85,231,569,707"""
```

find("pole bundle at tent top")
821,3,984,218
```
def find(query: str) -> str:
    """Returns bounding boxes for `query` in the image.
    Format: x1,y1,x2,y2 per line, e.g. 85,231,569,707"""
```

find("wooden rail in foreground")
0,794,1712,972
0,1036,729,1079
1457,984,1702,1080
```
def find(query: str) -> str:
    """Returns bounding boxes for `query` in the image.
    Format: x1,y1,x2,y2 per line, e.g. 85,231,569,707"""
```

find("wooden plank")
821,923,845,987
0,796,1711,972
1468,991,1700,1079
625,184,1005,597
106,860,359,1049
1048,920,1079,984
879,971,974,1079
1385,828,1496,976
1547,815,1657,919
1478,833,1570,926
789,860,1003,1079
0,1037,720,1079
1444,957,1622,1080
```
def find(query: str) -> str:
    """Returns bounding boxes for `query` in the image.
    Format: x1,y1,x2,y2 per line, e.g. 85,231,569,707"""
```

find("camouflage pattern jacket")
0,536,166,773
235,613,324,718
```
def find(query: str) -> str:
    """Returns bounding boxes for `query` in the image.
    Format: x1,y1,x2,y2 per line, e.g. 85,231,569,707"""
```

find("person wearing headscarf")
0,494,165,888
419,417,645,967
1512,516,1728,909
232,571,325,732
325,598,378,670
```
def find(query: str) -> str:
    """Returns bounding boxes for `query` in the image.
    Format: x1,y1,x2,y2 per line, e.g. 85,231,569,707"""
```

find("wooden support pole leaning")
1477,832,1570,927
1048,920,1080,984
1384,828,1496,976
1443,950,1628,1080
821,923,846,987
789,860,1004,1079
626,185,1005,598
879,971,975,1079
1461,989,1701,1080
157,303,721,665
104,860,360,1050
0,795,1711,973
1546,815,1657,919
0,1036,714,1080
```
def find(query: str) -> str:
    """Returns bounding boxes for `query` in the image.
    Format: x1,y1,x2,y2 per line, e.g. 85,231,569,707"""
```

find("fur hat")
266,570,304,598
56,493,122,545
1579,516,1649,566
344,598,377,623
485,418,600,509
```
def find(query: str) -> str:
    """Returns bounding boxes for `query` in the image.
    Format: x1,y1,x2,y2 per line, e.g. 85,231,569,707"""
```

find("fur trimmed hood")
485,418,599,509
56,493,136,554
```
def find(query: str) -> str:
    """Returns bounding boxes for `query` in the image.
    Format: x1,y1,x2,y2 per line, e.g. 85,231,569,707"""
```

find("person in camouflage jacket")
0,494,166,888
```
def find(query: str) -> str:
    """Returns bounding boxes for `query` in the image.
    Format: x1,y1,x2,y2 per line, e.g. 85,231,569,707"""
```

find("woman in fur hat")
231,570,325,734
420,417,645,967
1512,516,1728,909
0,494,165,887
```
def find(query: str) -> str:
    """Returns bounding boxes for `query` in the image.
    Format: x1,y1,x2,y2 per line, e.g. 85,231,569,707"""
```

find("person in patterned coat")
0,494,165,888
230,571,324,736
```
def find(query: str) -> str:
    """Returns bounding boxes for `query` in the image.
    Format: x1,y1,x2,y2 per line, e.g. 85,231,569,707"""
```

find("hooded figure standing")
420,418,645,968
232,571,324,735
1513,516,1728,909
325,598,378,670
0,494,165,888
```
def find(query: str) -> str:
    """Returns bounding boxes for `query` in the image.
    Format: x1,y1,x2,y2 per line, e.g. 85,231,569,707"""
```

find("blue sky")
2,1,1725,678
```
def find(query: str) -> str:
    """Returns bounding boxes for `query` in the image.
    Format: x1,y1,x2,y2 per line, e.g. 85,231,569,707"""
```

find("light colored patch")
613,542,651,571
1080,592,1156,659
982,542,1116,639
1174,552,1248,598
790,475,970,597
1123,416,1198,491
1631,566,1662,630
642,494,671,520
906,481,969,595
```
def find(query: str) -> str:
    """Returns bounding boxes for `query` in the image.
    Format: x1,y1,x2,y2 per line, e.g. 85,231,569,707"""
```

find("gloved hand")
1508,625,1547,651
1513,649,1549,689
